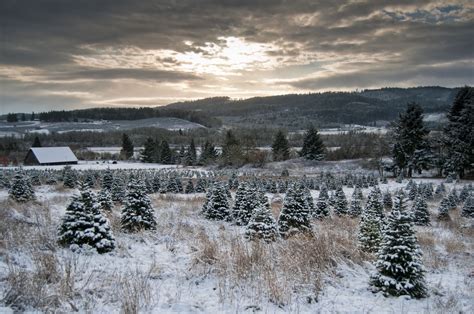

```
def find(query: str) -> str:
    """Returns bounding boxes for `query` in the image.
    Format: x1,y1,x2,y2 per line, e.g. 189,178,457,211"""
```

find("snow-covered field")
0,170,472,313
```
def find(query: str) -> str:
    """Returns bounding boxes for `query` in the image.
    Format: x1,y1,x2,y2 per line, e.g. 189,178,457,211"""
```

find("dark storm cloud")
0,0,473,111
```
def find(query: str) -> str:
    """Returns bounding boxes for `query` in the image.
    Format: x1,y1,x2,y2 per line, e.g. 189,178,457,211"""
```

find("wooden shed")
24,147,78,166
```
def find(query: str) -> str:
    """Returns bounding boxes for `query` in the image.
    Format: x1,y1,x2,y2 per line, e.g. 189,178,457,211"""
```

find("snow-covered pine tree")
98,189,114,212
437,197,451,221
434,183,446,198
408,183,418,200
184,179,195,194
358,199,383,253
314,185,330,219
245,193,278,242
202,183,231,221
370,193,427,298
278,184,312,238
366,188,384,220
349,194,362,217
383,190,393,210
447,188,459,208
63,168,78,188
352,186,364,201
303,186,316,216
461,194,473,218
334,186,348,216
412,196,430,226
9,169,35,202
459,185,471,203
102,168,114,191
121,179,157,232
111,178,126,203
232,182,257,225
58,183,115,253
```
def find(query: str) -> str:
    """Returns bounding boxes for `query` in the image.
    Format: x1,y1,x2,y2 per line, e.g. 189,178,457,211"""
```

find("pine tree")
195,178,207,193
349,194,362,217
111,178,126,203
98,189,114,212
245,194,278,242
200,140,217,165
352,186,364,202
383,190,393,210
102,168,114,191
358,200,383,253
314,185,330,219
32,136,42,147
412,196,430,226
366,189,384,220
278,184,312,238
232,182,258,225
459,185,471,203
300,126,325,160
202,183,231,221
461,194,473,218
63,168,78,189
272,130,290,161
392,103,431,177
140,137,156,163
437,197,451,221
58,183,115,253
370,193,427,298
120,133,134,160
160,140,173,164
221,130,243,166
121,179,157,232
442,87,473,178
184,179,195,194
334,186,349,216
9,170,35,202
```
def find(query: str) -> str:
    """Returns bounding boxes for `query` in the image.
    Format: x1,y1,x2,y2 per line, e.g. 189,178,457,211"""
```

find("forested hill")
165,86,459,126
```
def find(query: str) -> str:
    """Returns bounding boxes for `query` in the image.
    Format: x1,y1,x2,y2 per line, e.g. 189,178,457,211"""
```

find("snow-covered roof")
29,147,78,164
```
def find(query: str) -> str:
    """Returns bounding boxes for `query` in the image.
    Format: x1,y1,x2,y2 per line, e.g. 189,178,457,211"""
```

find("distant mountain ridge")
165,86,460,128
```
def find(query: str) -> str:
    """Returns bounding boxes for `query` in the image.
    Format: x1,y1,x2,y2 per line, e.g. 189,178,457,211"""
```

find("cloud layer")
1,0,473,112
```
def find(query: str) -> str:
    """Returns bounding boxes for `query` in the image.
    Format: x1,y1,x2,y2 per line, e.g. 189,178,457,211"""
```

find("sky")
0,0,473,113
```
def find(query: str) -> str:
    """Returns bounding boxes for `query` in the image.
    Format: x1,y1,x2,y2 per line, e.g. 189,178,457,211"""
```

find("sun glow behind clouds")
74,37,294,77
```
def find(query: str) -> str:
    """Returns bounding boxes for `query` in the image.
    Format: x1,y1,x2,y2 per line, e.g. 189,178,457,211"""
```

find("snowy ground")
0,178,473,313
1,161,181,171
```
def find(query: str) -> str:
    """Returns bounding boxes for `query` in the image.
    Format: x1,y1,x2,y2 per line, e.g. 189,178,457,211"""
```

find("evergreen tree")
184,138,197,166
314,185,330,219
358,196,383,253
63,168,78,189
140,137,156,163
58,183,115,253
111,178,126,203
349,194,362,217
200,140,217,164
160,140,173,164
201,183,231,220
120,133,134,160
121,179,157,232
461,194,473,218
392,103,431,177
412,196,430,226
6,113,18,123
383,190,393,210
437,197,451,221
442,87,473,178
98,189,114,212
334,186,349,216
9,170,35,202
232,182,258,225
101,169,114,191
221,130,243,166
278,184,312,238
195,178,207,193
300,126,325,160
32,136,42,147
272,130,290,161
245,195,278,242
366,189,384,220
370,193,427,298
184,179,195,194
459,185,471,203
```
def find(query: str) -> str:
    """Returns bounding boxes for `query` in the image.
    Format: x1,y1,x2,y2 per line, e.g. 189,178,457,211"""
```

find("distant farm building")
24,147,78,166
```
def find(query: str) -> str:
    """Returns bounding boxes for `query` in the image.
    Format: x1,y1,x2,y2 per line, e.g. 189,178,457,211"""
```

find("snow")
0,175,472,313
29,146,78,164
1,160,183,171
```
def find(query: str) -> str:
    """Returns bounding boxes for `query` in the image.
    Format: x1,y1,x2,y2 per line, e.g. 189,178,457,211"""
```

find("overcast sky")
1,0,473,113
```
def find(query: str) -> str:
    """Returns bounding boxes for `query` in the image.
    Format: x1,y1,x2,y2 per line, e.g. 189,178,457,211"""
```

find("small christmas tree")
102,168,114,191
98,189,114,212
314,185,330,219
63,168,78,188
58,183,115,253
370,193,427,298
184,179,195,194
202,183,231,221
278,184,312,238
334,186,349,216
461,195,473,218
111,178,126,203
232,182,257,225
437,197,451,221
349,195,362,217
366,189,384,220
383,190,393,210
459,185,471,203
412,196,430,226
245,194,278,242
358,201,383,253
9,169,35,202
121,179,157,232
